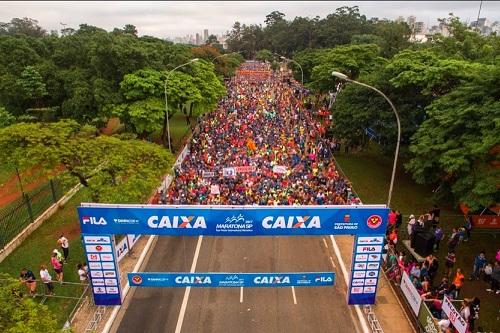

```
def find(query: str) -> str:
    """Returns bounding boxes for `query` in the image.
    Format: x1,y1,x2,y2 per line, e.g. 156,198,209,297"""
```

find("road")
112,235,362,333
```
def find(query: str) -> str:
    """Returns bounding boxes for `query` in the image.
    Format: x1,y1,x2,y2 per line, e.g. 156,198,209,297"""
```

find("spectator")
486,261,500,294
19,268,37,296
431,204,440,227
433,225,444,251
410,263,421,280
428,256,439,284
469,251,487,281
467,297,480,332
53,248,63,263
407,214,416,237
57,233,69,263
51,252,63,284
39,264,54,296
388,209,397,230
447,228,460,252
459,299,471,326
452,268,465,296
395,210,403,229
437,277,449,297
463,214,472,242
77,263,88,283
445,251,456,279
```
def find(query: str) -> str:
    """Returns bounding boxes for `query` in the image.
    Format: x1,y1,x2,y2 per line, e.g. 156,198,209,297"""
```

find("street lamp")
211,51,241,63
275,53,304,86
164,58,199,151
331,71,401,208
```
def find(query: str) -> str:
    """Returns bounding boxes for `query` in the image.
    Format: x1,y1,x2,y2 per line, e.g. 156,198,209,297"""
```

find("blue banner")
347,235,385,305
82,234,122,305
128,272,335,288
78,204,388,236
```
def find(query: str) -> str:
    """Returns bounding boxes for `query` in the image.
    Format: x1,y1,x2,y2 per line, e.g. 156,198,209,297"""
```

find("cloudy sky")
1,1,497,38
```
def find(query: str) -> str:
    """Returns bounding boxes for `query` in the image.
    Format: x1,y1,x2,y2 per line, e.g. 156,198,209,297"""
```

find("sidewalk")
334,235,416,333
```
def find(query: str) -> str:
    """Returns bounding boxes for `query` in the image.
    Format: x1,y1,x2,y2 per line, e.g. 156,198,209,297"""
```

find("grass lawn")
334,144,499,332
0,189,91,328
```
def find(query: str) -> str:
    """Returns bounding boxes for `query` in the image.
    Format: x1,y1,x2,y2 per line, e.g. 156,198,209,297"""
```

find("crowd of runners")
166,61,359,206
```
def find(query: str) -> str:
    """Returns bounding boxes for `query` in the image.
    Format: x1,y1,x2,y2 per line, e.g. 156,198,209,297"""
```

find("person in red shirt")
388,210,397,231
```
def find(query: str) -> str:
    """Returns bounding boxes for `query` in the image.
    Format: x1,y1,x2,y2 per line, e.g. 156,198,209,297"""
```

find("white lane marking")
240,287,244,303
291,286,297,305
175,236,204,333
330,235,369,333
322,238,329,249
329,256,336,269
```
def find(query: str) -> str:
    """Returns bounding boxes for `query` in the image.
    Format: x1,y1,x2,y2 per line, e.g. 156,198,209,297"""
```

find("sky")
1,1,498,38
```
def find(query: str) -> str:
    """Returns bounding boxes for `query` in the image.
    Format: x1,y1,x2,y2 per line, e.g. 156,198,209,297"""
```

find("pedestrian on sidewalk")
51,251,63,284
39,264,54,295
19,268,37,296
57,234,69,263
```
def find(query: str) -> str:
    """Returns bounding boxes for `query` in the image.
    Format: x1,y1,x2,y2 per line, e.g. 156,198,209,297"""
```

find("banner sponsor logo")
175,276,212,285
356,245,383,253
84,236,111,244
216,214,253,233
254,276,290,284
418,302,440,333
132,275,142,285
357,236,384,244
400,271,422,316
262,216,321,229
442,295,468,333
147,216,207,229
368,254,381,261
367,215,382,229
353,271,366,278
355,254,368,261
82,216,107,225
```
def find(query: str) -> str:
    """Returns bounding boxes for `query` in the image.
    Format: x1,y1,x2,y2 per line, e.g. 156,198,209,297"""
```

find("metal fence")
0,179,64,249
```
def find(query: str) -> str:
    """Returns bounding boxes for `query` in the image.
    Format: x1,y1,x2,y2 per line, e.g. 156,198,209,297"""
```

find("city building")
203,29,209,42
195,33,201,45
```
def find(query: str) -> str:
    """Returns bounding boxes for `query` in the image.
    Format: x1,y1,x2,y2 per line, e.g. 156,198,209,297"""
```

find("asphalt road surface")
112,235,362,333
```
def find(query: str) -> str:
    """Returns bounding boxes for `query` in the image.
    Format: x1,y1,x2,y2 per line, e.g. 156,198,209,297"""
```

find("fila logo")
82,216,107,225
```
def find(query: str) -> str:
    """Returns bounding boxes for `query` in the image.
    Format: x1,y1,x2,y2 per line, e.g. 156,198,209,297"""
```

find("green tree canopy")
0,120,174,203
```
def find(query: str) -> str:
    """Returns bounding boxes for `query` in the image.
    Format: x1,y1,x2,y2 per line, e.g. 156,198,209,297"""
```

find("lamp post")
332,71,401,208
164,58,199,151
211,51,241,63
275,53,303,86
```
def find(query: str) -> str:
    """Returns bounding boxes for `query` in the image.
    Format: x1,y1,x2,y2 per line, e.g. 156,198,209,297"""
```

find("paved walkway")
335,235,416,333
